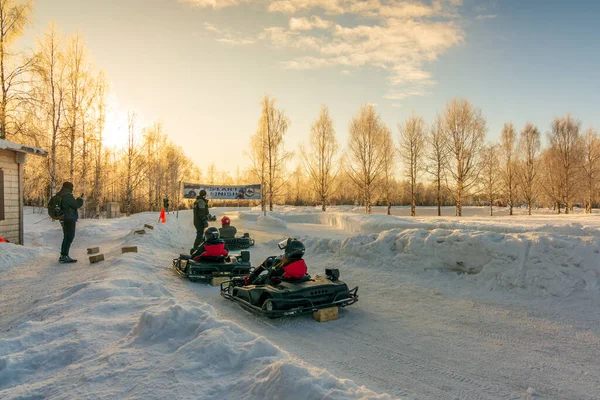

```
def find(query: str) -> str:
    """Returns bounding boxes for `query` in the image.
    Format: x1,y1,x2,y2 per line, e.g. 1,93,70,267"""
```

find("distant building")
0,139,47,244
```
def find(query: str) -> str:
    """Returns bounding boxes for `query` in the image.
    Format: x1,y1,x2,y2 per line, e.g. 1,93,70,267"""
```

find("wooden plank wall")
0,149,21,244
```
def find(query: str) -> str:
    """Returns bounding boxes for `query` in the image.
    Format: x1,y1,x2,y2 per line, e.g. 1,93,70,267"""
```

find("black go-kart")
223,233,255,250
220,261,358,318
173,251,251,282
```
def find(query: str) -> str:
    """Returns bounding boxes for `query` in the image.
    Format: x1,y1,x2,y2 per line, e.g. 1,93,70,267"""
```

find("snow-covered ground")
1,206,600,399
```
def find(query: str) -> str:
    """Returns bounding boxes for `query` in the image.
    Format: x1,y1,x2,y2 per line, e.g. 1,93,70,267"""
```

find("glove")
243,275,251,286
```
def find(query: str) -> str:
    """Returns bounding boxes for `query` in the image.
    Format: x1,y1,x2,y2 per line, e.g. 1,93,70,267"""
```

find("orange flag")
159,207,166,223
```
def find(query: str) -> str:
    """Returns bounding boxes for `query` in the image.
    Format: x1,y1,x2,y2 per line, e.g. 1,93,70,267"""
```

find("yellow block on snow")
89,254,105,264
313,306,338,322
87,247,100,255
211,277,229,286
121,246,138,253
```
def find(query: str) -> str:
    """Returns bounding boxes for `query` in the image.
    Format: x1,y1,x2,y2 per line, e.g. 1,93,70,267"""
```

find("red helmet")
221,216,231,226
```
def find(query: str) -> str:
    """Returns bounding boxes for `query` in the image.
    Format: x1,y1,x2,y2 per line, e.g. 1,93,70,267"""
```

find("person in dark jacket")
57,182,84,263
192,190,210,250
191,227,228,260
163,196,169,213
244,238,307,286
219,216,237,239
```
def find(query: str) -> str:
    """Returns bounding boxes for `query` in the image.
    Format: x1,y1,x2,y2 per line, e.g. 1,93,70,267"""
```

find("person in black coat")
57,182,83,263
192,190,210,251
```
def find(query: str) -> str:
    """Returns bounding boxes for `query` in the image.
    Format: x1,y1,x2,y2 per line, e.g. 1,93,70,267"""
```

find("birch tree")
380,127,395,215
346,104,388,214
0,0,33,140
398,114,425,216
441,98,486,216
581,127,600,213
481,143,500,216
548,114,582,213
300,105,339,211
426,115,446,216
517,123,541,215
500,122,518,215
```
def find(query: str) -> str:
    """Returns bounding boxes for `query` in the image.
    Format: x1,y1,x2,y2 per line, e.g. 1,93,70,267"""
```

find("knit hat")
62,182,74,190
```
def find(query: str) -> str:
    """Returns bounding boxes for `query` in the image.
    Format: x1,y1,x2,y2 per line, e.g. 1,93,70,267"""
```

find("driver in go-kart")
191,227,228,260
243,238,307,286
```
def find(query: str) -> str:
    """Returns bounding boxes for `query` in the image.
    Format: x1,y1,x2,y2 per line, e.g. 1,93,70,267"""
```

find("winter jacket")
57,187,84,221
193,197,209,228
193,239,228,260
269,257,307,280
219,225,237,239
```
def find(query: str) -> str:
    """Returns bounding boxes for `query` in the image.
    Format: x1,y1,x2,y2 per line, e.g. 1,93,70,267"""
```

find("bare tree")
581,127,600,213
426,115,446,216
540,147,564,213
300,105,339,211
34,23,66,196
92,73,106,218
398,114,425,216
481,143,500,216
346,104,388,214
124,112,145,216
251,95,292,213
548,114,582,213
248,127,268,213
0,0,33,140
517,123,541,215
441,98,487,216
499,122,518,215
380,127,395,215
207,162,217,184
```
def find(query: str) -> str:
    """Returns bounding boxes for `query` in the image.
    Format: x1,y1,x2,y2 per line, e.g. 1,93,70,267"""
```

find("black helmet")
278,238,305,260
199,189,207,197
204,227,220,241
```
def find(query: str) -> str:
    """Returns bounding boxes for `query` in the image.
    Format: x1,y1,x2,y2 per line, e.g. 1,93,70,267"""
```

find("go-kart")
223,232,255,250
173,251,251,282
220,259,358,318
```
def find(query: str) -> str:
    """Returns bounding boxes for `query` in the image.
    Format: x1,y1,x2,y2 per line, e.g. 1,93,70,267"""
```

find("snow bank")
302,227,600,300
0,211,392,400
257,215,288,229
0,243,48,273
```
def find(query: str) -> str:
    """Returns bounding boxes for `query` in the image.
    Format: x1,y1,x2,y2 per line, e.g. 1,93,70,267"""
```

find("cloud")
289,16,333,31
476,14,498,20
204,22,254,46
183,0,466,101
340,69,352,76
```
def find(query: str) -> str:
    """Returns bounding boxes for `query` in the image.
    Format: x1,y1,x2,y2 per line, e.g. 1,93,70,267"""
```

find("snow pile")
0,242,48,273
303,227,600,299
0,211,392,400
257,214,288,229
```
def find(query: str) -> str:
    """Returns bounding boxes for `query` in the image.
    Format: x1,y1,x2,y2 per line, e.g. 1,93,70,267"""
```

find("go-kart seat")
179,254,191,260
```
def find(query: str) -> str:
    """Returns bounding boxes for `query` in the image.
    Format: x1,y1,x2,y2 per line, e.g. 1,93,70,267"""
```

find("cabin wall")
0,149,21,244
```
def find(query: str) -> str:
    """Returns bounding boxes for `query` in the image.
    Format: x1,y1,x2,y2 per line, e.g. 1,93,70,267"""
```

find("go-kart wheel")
262,298,275,312
228,283,235,296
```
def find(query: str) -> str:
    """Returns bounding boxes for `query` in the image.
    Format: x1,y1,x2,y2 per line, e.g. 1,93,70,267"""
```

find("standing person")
192,189,209,251
163,196,170,213
57,182,84,264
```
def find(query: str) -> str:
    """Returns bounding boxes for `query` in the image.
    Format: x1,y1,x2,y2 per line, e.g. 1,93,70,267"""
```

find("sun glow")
102,94,129,149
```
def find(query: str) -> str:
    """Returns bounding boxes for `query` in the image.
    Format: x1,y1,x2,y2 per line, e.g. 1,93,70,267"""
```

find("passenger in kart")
191,227,228,261
219,216,238,239
243,238,307,286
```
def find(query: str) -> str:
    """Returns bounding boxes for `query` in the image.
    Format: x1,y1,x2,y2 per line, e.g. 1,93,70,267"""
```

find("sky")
19,0,600,177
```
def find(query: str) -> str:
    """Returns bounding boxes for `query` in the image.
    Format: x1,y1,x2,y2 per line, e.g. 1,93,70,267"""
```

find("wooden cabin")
0,139,47,245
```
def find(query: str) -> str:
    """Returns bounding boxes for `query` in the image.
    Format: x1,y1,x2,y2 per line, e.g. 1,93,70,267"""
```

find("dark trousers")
193,223,207,249
61,220,77,256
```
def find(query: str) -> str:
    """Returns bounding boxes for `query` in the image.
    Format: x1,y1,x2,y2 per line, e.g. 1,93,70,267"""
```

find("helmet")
199,189,207,197
221,216,231,226
204,227,220,242
278,238,305,260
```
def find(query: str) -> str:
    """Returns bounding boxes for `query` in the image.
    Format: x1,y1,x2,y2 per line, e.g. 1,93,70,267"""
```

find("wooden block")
121,246,138,253
144,224,154,230
87,247,100,255
211,277,229,286
89,254,105,264
134,229,146,235
313,307,338,322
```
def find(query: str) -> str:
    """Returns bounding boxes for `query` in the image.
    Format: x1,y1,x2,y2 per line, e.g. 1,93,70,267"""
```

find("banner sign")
182,183,261,200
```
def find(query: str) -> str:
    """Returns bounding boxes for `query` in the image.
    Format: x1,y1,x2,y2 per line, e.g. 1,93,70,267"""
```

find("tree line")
2,1,201,216
250,95,600,216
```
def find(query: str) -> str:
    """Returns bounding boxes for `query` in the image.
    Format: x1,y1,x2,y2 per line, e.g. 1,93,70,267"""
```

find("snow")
2,206,600,399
